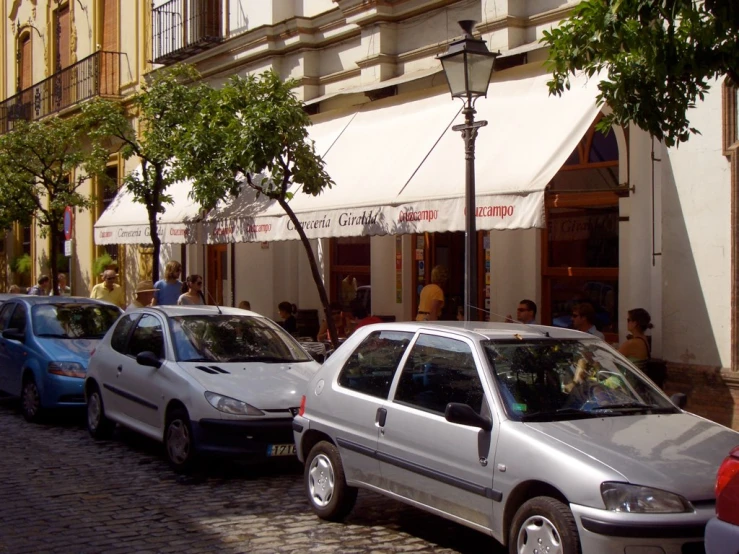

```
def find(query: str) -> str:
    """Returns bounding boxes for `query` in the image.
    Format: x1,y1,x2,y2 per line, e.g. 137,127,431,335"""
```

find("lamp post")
438,21,497,321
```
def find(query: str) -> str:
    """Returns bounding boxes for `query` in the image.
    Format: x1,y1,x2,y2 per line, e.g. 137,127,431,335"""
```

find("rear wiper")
520,408,598,422
591,402,677,414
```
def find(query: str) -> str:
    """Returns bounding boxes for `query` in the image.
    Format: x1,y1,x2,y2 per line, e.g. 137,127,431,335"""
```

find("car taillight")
299,395,306,417
716,452,739,498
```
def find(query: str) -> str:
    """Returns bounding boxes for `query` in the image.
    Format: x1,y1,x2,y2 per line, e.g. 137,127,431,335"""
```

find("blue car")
0,297,122,421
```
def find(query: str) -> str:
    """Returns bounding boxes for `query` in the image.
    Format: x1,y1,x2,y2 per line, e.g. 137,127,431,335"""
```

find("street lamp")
438,20,497,321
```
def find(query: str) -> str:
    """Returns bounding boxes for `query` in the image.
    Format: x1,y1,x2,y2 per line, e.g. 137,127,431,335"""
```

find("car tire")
20,375,42,423
304,441,358,521
509,496,581,554
165,408,198,473
86,384,115,440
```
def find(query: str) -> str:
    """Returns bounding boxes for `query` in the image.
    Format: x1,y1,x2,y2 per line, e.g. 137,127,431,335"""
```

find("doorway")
206,244,227,305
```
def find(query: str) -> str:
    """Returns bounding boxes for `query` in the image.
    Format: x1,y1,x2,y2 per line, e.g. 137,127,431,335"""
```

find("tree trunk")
147,205,161,283
277,197,339,350
49,223,59,296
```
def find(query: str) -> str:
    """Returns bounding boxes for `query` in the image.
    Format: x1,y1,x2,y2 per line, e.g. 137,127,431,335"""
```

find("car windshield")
32,303,121,339
483,339,678,421
169,314,313,363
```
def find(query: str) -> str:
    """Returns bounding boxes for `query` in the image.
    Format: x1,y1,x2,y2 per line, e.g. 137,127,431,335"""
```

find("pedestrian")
126,280,157,312
177,275,205,305
154,260,183,306
506,299,537,324
619,308,653,369
238,300,252,310
90,269,125,309
8,284,21,294
50,273,71,296
416,265,447,321
28,275,50,296
571,302,604,339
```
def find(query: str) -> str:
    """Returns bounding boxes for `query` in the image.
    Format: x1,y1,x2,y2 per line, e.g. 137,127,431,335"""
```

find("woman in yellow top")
416,265,448,321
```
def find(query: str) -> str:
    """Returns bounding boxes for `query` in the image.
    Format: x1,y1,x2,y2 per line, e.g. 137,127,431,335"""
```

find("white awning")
94,174,202,245
205,65,604,243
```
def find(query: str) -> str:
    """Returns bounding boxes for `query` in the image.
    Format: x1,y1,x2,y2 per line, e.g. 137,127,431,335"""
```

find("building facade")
3,0,738,428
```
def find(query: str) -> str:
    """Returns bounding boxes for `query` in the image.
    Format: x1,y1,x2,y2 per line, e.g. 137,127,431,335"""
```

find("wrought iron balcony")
152,0,224,64
0,50,125,135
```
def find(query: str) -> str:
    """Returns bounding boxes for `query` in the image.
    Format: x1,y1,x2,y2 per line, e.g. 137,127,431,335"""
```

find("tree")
543,0,739,146
0,114,109,295
174,70,341,348
83,64,209,281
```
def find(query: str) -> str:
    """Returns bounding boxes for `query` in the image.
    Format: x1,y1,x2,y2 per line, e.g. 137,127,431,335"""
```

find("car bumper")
40,374,86,407
292,414,309,463
192,418,296,460
570,502,711,554
705,516,739,554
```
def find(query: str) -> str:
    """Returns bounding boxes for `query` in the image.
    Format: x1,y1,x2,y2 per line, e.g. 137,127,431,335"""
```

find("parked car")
293,321,739,554
85,305,322,472
0,296,122,421
705,445,739,553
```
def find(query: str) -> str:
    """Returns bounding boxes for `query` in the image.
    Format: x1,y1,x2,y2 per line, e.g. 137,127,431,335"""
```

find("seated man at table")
348,299,382,335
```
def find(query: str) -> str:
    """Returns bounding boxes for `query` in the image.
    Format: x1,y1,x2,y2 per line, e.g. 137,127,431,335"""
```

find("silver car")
293,322,739,554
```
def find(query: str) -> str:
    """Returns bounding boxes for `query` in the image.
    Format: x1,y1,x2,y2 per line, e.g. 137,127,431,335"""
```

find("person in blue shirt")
154,260,183,306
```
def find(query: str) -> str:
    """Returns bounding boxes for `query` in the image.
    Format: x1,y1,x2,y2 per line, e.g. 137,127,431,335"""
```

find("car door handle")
375,407,387,427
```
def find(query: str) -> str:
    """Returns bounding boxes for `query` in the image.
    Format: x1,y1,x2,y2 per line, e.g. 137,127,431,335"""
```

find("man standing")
154,260,183,306
28,275,50,296
506,299,537,324
90,269,125,309
572,302,605,340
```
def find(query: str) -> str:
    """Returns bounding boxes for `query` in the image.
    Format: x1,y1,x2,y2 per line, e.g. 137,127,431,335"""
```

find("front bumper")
571,502,711,554
192,418,296,460
40,373,86,407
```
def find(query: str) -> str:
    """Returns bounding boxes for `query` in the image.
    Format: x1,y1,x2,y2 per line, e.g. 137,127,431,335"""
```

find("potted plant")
93,253,116,278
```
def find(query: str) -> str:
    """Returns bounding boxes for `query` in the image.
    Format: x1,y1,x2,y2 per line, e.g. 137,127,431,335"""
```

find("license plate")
267,443,296,457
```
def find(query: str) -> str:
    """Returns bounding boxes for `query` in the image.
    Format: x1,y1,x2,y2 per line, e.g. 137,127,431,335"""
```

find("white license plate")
267,443,296,457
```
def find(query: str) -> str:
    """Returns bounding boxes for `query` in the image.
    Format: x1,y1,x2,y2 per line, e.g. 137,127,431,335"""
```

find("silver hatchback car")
293,322,739,554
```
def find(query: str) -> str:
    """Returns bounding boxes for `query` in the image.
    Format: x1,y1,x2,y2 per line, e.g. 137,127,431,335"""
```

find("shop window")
330,237,371,311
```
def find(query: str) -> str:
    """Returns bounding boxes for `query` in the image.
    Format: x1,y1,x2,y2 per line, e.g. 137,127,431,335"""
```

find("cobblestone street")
0,399,504,553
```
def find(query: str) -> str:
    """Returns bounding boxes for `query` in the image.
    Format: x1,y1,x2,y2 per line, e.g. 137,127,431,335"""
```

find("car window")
7,304,27,333
337,330,413,399
394,334,483,415
128,314,165,359
0,303,16,331
32,303,121,338
110,314,138,354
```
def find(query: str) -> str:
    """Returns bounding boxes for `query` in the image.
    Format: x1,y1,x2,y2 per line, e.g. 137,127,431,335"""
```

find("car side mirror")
445,402,492,431
2,328,25,342
136,351,162,369
670,392,687,409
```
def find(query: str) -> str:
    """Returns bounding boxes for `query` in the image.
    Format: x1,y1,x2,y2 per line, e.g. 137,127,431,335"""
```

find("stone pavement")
0,399,505,554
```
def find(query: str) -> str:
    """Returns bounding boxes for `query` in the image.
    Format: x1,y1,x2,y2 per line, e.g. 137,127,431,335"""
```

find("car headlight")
601,482,691,513
204,391,264,416
47,362,86,379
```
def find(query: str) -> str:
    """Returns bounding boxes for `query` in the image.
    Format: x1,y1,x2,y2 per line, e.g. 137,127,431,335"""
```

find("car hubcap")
308,453,335,507
88,393,102,430
23,382,39,417
167,419,190,465
517,515,562,554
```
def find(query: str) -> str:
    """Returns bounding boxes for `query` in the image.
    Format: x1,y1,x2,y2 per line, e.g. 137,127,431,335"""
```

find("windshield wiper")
591,402,677,414
520,408,599,422
35,333,69,338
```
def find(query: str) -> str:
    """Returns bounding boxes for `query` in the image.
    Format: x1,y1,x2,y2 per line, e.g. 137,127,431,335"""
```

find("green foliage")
12,254,32,275
543,0,739,146
93,253,115,277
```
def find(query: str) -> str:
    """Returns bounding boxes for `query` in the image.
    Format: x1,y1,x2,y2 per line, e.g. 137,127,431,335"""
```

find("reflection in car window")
129,314,165,359
7,304,27,333
111,314,137,354
338,331,413,399
0,303,15,331
483,339,677,421
394,334,483,415
32,303,121,339
169,315,312,363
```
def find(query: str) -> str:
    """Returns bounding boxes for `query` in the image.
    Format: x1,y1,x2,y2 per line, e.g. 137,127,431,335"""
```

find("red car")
705,446,739,554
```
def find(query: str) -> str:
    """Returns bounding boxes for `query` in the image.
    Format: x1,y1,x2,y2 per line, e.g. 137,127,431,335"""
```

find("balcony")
0,50,125,135
152,0,224,65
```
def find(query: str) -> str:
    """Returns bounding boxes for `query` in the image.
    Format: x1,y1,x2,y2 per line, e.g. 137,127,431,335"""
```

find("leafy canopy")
543,0,739,146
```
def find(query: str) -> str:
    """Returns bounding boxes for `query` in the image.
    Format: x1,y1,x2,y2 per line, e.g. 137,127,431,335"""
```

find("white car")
85,305,321,472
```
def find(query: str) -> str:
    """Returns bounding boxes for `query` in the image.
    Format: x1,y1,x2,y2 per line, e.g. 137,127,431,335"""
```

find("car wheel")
165,408,198,473
305,441,357,521
21,376,42,423
509,496,581,554
87,384,115,440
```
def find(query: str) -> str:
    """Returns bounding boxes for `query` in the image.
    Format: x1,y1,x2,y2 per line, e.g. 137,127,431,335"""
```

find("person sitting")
238,300,252,311
50,273,71,296
317,302,345,342
506,299,537,324
572,302,604,340
277,301,297,333
619,308,653,370
126,280,157,312
28,275,50,296
349,299,382,334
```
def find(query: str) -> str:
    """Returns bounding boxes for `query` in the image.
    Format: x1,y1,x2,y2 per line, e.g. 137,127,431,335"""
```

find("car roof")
358,321,596,341
134,305,258,317
6,296,120,307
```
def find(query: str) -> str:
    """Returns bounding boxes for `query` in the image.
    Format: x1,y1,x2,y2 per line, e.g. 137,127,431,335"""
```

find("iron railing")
0,51,124,134
152,0,224,64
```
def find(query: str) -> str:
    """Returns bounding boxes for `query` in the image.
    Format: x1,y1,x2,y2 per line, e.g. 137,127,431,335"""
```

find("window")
7,304,27,333
100,165,120,266
128,314,164,359
110,314,137,354
0,304,16,331
338,330,413,398
330,237,370,311
394,334,483,415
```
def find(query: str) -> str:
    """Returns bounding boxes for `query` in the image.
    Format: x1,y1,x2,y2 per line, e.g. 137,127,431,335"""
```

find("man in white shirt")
572,302,605,340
